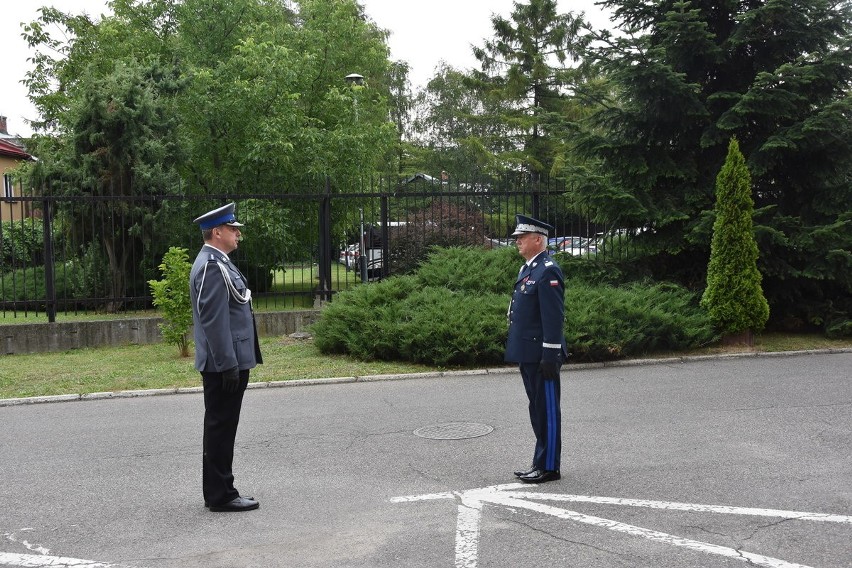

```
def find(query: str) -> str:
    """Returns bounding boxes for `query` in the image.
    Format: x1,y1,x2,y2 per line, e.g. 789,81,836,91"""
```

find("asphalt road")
1,352,850,568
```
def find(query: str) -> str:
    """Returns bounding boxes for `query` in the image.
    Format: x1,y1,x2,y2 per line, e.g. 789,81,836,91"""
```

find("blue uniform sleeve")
539,264,565,363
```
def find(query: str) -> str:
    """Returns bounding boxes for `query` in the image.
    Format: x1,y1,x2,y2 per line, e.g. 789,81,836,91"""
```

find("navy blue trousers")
201,369,249,506
519,362,562,471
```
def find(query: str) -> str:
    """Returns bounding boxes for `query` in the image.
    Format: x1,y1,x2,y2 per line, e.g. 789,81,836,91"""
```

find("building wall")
0,154,28,223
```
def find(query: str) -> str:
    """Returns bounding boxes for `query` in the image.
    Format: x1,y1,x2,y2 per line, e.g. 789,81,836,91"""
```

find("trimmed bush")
701,137,769,337
313,246,717,365
564,280,716,361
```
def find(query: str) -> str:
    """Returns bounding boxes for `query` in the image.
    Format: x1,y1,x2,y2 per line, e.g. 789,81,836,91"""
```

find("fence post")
531,178,541,220
316,176,333,305
379,193,389,279
42,198,57,322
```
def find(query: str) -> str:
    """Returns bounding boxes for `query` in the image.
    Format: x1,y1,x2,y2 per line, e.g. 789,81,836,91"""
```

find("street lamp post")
345,73,369,282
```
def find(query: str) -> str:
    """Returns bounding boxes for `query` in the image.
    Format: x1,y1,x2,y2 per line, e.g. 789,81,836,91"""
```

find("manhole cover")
413,422,494,440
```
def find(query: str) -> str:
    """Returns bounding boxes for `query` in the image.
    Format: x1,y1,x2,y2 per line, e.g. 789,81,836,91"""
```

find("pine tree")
579,0,852,332
701,138,769,341
468,0,589,176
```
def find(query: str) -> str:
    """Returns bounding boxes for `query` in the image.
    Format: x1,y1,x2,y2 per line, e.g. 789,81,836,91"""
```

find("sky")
0,0,613,137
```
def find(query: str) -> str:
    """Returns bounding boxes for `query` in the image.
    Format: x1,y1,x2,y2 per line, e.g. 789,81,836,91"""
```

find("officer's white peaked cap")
511,214,553,236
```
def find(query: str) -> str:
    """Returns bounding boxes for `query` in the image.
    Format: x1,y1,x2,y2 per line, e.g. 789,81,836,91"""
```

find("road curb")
2,348,850,408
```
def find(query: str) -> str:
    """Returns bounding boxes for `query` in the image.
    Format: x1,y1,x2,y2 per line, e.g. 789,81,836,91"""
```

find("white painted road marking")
392,484,852,568
0,552,133,567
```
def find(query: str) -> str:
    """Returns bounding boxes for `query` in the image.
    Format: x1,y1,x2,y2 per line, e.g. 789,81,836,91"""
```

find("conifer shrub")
313,246,716,364
311,275,420,359
701,138,769,338
564,280,716,361
415,245,522,293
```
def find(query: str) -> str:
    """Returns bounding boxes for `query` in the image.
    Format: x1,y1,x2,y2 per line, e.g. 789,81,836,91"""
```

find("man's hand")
539,359,560,381
222,366,240,393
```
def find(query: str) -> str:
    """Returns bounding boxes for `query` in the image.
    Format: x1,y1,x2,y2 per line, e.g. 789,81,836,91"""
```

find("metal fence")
0,174,637,321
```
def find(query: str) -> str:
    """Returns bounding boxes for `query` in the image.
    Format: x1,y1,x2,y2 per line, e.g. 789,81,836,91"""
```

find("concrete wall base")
1,310,321,355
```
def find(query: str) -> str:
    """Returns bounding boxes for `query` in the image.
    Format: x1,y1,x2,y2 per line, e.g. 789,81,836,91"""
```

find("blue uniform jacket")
505,250,568,364
189,245,262,373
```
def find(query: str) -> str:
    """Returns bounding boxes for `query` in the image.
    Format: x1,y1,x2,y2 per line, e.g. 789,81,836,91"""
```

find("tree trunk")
722,329,754,347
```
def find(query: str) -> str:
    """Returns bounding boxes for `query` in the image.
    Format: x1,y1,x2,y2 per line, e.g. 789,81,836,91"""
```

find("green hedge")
0,251,109,304
312,246,717,365
0,218,44,274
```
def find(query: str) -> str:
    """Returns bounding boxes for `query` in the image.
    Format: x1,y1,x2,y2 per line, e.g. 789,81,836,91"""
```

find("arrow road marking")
392,484,852,568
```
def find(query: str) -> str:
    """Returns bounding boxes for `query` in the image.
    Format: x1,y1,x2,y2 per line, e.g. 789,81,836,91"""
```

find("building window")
3,174,14,202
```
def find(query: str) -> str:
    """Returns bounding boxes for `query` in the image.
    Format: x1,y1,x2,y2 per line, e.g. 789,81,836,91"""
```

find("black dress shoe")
205,495,254,508
519,469,560,483
513,465,537,478
208,496,259,512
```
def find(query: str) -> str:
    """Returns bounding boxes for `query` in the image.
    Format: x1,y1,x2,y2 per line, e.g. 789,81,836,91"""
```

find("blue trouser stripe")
545,379,556,471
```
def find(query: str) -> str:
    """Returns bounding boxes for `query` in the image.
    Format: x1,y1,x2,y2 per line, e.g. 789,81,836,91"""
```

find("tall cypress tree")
578,0,852,333
701,138,769,341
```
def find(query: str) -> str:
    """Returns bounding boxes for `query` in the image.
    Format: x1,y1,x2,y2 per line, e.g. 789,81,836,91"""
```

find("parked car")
548,236,569,248
551,236,597,256
338,243,360,269
485,237,514,249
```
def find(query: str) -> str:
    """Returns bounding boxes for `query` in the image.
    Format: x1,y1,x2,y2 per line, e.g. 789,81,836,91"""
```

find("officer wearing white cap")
189,202,262,512
505,214,568,483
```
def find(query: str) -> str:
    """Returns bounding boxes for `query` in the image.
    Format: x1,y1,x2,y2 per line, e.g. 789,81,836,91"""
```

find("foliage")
563,279,716,360
229,199,300,293
171,0,396,192
0,266,50,304
387,201,490,274
63,242,110,301
701,138,769,336
21,0,401,307
577,0,852,329
313,246,716,364
553,254,651,286
415,245,523,293
0,256,105,305
148,246,193,357
410,63,505,177
409,0,594,179
25,53,182,312
468,0,590,176
0,219,45,274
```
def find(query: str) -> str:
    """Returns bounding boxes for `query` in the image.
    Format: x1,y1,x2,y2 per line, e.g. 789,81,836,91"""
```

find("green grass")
1,332,849,400
0,335,438,400
637,332,852,358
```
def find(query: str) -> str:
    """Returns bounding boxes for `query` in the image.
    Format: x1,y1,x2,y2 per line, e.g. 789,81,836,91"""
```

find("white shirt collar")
204,244,230,262
526,250,547,266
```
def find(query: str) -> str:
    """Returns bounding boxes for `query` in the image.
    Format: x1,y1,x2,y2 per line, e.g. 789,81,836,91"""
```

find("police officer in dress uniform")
505,214,568,483
189,203,263,512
